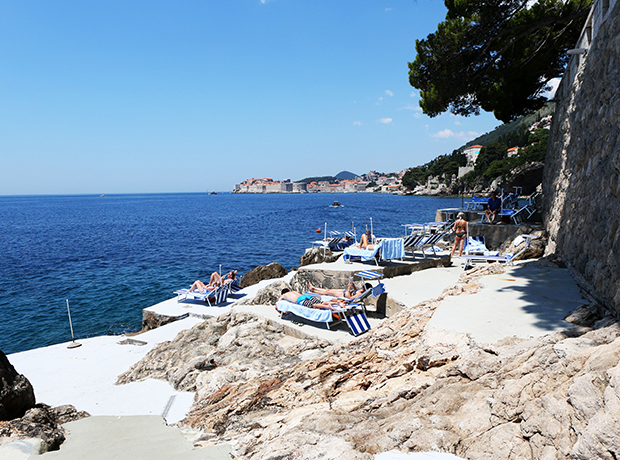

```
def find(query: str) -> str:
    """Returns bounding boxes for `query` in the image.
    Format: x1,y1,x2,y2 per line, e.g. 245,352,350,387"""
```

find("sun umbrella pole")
66,300,81,348
321,222,326,258
370,217,374,242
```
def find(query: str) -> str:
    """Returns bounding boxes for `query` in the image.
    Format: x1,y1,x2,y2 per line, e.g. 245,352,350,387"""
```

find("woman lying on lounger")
279,289,346,310
189,270,237,292
308,280,372,299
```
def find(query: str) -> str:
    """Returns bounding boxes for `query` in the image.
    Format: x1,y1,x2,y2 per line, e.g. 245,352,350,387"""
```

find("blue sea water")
0,193,463,355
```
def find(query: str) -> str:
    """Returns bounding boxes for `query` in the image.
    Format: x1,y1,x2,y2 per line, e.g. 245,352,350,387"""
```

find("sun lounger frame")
174,282,230,306
275,300,371,336
463,235,538,270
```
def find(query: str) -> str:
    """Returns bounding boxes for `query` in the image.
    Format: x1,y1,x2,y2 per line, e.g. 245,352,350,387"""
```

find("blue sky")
0,0,502,195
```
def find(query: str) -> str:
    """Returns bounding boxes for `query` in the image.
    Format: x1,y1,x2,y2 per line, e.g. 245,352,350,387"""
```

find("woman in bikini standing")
451,212,468,258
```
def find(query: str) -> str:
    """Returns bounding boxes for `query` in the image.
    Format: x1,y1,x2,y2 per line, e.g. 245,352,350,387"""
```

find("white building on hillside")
463,145,483,166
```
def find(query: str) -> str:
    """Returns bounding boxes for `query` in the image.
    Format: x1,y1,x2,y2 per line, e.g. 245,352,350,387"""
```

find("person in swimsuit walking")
451,212,468,258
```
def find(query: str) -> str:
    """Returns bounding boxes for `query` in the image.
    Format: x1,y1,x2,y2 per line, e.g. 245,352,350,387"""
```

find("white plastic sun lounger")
463,234,538,269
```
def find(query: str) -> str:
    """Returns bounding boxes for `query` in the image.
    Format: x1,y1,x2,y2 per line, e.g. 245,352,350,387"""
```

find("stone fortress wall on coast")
543,0,620,312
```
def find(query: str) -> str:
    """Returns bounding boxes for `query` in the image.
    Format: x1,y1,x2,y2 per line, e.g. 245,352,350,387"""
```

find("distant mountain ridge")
334,171,357,180
297,171,358,184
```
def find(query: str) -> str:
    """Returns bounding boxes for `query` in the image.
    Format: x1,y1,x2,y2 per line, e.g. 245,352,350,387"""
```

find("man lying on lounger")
279,289,346,310
308,280,372,299
189,270,237,293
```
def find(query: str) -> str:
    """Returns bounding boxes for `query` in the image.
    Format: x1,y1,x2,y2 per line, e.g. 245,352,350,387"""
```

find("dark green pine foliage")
409,0,592,122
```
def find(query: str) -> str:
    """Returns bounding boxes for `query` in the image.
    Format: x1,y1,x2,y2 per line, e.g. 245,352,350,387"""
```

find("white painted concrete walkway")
426,261,587,343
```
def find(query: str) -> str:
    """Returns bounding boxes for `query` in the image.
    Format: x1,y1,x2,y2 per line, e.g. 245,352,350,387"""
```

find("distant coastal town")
232,114,552,196
232,170,408,194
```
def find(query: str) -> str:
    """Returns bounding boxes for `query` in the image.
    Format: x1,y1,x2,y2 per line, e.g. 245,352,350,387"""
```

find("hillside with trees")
402,106,552,194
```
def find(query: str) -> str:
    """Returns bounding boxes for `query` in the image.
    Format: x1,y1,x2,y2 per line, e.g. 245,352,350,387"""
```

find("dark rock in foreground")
0,350,35,421
0,403,90,452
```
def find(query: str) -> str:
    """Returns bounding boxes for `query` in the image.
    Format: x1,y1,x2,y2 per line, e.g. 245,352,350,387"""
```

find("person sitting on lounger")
356,230,375,250
451,212,468,258
189,270,237,292
485,191,501,224
308,280,372,299
279,289,346,310
337,235,355,250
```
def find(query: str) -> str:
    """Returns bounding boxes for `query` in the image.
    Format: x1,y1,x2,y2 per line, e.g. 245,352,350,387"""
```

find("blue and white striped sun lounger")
229,278,242,293
355,270,383,280
344,310,372,336
275,300,371,336
174,282,230,306
404,233,445,258
343,239,405,264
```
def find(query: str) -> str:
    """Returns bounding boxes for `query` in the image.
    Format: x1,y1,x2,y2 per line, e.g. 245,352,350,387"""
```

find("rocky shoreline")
117,261,620,459
3,235,619,459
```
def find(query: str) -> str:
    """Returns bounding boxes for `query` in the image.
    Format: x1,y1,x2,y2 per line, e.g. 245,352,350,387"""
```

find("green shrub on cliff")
402,150,467,188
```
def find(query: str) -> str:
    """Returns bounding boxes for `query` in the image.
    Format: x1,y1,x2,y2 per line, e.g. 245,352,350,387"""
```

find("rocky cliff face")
543,0,620,313
117,263,620,459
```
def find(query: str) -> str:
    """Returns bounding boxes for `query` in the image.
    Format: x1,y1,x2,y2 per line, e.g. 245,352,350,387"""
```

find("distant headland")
232,170,407,194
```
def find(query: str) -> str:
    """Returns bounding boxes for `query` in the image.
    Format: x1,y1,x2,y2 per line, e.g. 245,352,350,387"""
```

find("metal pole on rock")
322,222,327,258
370,217,374,242
66,299,82,349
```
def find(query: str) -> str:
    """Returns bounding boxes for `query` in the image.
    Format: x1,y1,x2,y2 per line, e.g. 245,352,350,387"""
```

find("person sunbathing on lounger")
308,281,371,299
279,289,346,310
189,270,237,292
355,230,375,250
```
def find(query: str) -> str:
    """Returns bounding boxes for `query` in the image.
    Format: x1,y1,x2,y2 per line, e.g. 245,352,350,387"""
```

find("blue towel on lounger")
276,300,333,323
379,238,405,260
343,245,381,262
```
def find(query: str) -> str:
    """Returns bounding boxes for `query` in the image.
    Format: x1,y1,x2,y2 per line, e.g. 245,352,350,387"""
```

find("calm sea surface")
0,193,463,355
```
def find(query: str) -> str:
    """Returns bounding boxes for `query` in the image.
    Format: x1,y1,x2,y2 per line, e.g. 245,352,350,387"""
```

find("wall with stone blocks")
543,0,620,311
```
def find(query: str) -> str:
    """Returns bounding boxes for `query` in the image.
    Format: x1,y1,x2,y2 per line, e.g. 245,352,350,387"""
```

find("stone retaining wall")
543,0,620,312
436,209,542,250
